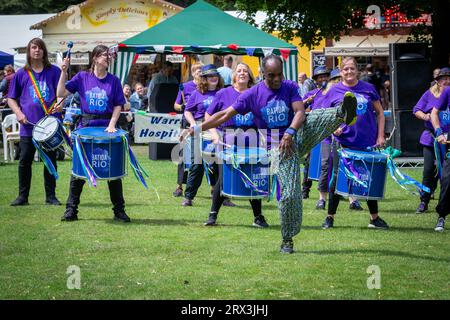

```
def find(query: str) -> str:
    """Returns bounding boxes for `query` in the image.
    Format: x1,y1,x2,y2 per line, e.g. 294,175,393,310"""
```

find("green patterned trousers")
278,106,346,240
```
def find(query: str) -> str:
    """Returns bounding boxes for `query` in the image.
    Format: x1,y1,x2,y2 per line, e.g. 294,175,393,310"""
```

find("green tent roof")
119,0,297,57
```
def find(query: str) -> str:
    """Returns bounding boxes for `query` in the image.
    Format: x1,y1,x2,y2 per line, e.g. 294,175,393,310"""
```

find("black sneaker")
46,197,62,206
10,197,29,206
322,216,334,229
316,199,326,210
368,217,389,230
434,217,445,232
302,191,309,200
204,212,217,226
61,209,78,221
341,92,357,125
349,200,363,211
114,211,131,223
253,215,269,228
182,198,192,207
416,202,428,214
172,187,183,197
280,239,294,254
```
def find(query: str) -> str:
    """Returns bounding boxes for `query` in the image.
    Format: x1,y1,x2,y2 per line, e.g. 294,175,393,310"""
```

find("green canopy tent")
110,0,298,84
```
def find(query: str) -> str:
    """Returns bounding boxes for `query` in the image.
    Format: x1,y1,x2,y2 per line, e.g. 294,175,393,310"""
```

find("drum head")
32,117,60,142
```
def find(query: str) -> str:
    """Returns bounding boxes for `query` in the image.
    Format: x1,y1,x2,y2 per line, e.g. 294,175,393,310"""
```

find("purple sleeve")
367,82,381,102
413,91,429,114
185,90,198,112
232,90,252,115
175,89,183,105
302,90,315,100
65,72,81,94
436,87,450,111
112,76,126,106
7,71,22,100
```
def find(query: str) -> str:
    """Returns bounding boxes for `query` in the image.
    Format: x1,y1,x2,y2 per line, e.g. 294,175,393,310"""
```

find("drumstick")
26,121,46,129
47,97,67,114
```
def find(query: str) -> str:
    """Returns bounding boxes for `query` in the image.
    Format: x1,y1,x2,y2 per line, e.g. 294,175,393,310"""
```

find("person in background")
129,82,148,112
431,68,441,87
146,61,178,108
360,63,382,95
0,64,15,103
414,68,450,214
173,62,203,197
380,80,391,110
7,38,61,206
297,72,316,98
218,56,233,87
122,84,131,103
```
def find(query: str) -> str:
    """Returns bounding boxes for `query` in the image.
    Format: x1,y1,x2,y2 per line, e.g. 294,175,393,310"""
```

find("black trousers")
328,143,378,215
210,164,262,216
65,176,125,215
436,147,450,218
302,153,312,193
420,145,439,203
177,163,188,185
17,136,57,200
318,141,332,193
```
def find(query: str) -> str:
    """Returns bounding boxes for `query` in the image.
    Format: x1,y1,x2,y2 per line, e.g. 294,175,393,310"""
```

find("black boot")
61,177,85,221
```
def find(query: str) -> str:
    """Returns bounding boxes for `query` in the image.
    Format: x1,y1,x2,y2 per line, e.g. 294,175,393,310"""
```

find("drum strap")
27,70,57,115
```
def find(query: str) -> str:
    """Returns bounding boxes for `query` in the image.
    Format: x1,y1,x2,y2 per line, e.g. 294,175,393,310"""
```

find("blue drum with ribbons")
221,148,270,199
72,127,127,180
32,116,66,151
307,142,321,181
336,149,388,200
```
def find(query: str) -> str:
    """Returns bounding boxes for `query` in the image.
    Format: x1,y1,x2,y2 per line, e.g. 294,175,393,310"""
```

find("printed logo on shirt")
439,107,450,129
261,99,290,128
203,96,214,110
233,112,254,127
28,81,50,103
85,87,109,113
355,93,369,116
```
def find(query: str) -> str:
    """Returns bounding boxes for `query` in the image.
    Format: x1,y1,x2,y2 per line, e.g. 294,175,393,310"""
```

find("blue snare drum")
32,116,66,151
336,149,388,200
308,142,321,181
72,127,127,180
221,148,270,199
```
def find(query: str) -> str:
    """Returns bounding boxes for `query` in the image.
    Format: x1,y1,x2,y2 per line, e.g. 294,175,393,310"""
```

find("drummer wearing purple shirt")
413,68,450,214
321,57,389,230
185,54,357,254
203,62,269,228
172,62,203,198
56,45,130,223
8,38,62,207
431,76,450,232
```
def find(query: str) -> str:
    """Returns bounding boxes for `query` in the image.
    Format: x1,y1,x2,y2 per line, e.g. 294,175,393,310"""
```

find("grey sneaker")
182,198,192,207
416,202,428,214
204,212,217,226
434,217,445,232
253,215,269,228
316,199,326,210
368,217,389,230
280,239,294,254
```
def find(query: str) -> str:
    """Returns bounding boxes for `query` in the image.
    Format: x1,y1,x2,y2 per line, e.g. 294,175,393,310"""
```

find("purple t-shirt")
436,86,450,132
232,80,301,144
185,89,218,121
206,86,255,129
323,81,380,150
8,65,61,137
65,71,125,127
175,80,197,105
413,89,449,146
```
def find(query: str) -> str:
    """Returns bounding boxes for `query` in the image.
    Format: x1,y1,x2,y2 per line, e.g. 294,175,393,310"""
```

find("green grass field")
0,145,449,300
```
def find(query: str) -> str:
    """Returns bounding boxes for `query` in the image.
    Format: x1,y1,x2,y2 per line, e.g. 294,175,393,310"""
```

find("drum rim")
32,116,63,143
72,127,128,142
71,172,127,180
220,191,268,199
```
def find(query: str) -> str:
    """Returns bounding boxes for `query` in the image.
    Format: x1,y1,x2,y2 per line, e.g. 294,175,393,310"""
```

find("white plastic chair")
1,113,20,161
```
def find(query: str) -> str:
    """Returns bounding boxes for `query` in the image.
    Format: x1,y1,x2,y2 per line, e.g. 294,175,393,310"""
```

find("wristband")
435,127,443,137
285,127,297,136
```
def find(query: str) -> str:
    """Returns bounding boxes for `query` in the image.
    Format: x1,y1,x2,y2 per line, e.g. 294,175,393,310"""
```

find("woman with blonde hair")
413,67,450,213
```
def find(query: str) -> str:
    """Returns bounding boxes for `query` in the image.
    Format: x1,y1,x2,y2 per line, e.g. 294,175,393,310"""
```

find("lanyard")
27,69,57,114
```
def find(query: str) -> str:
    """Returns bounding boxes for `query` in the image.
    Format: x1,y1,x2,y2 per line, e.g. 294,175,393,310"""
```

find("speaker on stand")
388,42,431,157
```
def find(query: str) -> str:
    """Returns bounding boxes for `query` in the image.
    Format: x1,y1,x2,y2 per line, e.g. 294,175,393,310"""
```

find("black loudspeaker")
389,43,431,111
391,110,423,157
148,83,179,160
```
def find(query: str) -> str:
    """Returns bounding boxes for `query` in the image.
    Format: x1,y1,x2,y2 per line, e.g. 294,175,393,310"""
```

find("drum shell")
308,143,321,181
72,127,127,180
32,116,65,151
221,148,270,199
336,150,387,200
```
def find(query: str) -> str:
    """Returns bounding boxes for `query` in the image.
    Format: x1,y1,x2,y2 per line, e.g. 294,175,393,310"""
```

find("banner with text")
134,112,182,143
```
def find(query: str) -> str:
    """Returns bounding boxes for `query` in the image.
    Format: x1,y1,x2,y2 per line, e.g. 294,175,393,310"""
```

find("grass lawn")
0,145,449,300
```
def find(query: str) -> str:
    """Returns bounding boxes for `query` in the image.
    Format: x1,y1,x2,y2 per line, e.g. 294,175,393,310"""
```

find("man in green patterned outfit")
186,55,357,253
